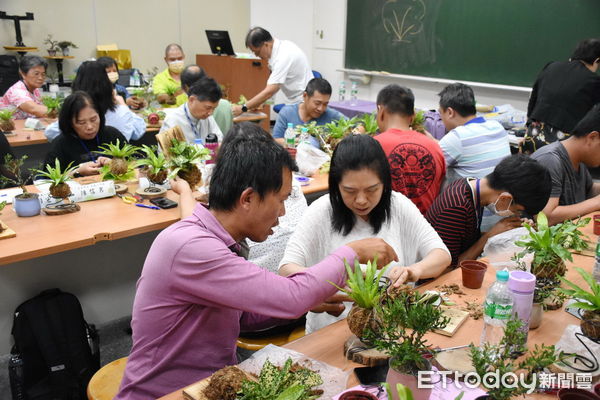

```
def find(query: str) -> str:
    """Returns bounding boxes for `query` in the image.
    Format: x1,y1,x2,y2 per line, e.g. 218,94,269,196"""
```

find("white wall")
1,0,250,78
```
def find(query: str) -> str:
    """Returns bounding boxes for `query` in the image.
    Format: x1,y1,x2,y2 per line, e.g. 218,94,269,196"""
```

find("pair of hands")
486,216,532,238
126,97,146,110
75,156,111,176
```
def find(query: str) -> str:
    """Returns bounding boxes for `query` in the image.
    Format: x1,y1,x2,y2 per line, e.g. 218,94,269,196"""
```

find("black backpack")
9,289,100,400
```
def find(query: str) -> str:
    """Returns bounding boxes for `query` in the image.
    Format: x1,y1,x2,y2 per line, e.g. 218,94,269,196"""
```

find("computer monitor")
205,30,235,56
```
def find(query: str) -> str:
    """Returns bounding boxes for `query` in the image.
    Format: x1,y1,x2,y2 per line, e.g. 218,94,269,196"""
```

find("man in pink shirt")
116,123,397,399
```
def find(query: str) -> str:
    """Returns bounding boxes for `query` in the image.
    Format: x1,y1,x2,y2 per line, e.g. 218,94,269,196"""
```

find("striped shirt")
439,117,510,182
425,179,480,267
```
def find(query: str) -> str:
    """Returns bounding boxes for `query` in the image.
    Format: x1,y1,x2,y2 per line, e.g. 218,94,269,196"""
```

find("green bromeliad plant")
34,159,77,198
96,139,139,181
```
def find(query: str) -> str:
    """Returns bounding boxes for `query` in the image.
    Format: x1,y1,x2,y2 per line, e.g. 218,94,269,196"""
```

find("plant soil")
203,366,247,400
581,310,600,340
148,170,168,185
0,119,15,132
532,257,566,279
110,158,129,176
46,109,58,119
49,183,71,198
347,305,377,339
178,165,202,189
166,94,177,105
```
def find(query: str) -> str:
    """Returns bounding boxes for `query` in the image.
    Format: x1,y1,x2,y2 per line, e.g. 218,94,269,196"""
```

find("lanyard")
184,104,200,140
475,179,483,230
78,136,100,162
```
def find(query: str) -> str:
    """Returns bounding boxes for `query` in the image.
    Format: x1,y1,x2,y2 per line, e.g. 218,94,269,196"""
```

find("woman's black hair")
96,56,119,72
571,38,600,65
58,91,105,139
209,122,297,211
72,61,116,114
329,134,392,236
19,55,48,74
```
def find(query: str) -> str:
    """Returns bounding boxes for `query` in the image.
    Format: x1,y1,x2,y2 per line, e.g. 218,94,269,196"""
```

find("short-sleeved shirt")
0,80,43,119
159,103,223,144
151,68,185,108
425,179,479,267
439,117,510,182
531,141,592,205
375,128,446,214
268,39,313,104
273,103,345,142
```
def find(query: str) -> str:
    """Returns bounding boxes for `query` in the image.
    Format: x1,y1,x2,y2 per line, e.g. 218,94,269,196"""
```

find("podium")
196,54,270,131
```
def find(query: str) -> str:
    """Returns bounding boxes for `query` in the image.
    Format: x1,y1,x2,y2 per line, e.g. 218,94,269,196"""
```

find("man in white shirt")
160,77,223,144
232,27,313,116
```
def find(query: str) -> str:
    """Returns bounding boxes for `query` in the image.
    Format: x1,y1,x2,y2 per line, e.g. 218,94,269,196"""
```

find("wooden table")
5,119,51,147
160,218,598,400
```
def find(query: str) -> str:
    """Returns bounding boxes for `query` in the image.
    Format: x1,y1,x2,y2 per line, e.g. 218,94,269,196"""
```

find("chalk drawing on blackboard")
381,0,426,43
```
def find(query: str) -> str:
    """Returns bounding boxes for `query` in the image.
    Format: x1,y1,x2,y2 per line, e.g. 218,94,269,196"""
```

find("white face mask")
107,71,119,84
486,195,514,217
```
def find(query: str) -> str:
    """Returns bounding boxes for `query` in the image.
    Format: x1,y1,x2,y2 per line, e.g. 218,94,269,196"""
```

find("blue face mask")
486,195,514,217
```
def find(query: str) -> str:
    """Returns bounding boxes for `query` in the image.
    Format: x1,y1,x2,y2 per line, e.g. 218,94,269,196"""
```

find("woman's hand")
97,156,111,166
76,161,102,176
388,265,420,287
126,97,145,110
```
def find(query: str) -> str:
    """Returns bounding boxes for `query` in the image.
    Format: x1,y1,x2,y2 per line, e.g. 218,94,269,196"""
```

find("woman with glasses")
0,55,50,119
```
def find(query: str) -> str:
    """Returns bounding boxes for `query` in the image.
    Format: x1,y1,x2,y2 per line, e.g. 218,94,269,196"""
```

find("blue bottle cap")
496,270,509,282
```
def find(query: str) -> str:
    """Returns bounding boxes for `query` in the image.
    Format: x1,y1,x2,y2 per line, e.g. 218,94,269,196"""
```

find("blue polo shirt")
273,104,346,146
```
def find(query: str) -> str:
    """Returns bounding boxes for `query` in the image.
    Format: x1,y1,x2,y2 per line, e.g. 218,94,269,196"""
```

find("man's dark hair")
96,56,118,71
376,84,415,116
19,55,48,74
305,78,332,97
329,134,392,236
438,83,476,117
209,122,297,211
570,38,600,65
245,27,273,48
165,43,183,56
487,154,551,216
181,65,206,94
221,120,272,144
72,61,116,114
188,77,222,103
571,103,600,138
58,91,106,139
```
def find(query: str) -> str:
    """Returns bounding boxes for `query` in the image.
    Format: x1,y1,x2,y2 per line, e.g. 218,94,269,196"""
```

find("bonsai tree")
166,138,210,189
329,258,387,338
559,267,600,340
44,34,60,56
364,287,450,376
34,159,77,198
96,139,139,182
470,316,558,400
0,109,15,132
41,96,63,119
57,41,77,56
0,155,35,197
135,145,168,185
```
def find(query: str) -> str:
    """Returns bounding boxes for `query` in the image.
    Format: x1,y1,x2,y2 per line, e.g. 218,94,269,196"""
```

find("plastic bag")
295,142,330,176
482,227,532,271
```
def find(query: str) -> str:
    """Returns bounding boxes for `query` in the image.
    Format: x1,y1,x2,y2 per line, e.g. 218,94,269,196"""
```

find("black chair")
0,55,19,96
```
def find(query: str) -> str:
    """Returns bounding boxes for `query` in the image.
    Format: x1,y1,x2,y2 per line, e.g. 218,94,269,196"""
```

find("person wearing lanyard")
43,91,126,176
425,154,552,268
159,76,223,144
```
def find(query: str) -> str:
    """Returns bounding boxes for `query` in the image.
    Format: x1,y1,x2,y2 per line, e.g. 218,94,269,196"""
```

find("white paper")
0,188,24,204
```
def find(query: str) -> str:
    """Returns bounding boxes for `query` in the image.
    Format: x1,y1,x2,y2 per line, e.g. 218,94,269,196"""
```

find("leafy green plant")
165,85,179,96
0,154,36,196
136,145,168,184
295,121,324,138
365,288,449,375
34,159,77,185
57,41,78,50
0,109,14,121
41,96,63,117
357,112,378,135
470,316,558,400
238,358,322,400
411,110,426,134
0,201,6,214
166,139,210,188
237,94,248,105
96,139,139,181
559,268,600,313
329,259,386,309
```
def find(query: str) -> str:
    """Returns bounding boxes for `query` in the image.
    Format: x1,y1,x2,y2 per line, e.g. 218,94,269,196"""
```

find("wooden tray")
0,221,16,240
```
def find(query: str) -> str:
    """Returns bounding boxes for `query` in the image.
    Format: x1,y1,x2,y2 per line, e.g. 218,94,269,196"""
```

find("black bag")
9,289,100,400
0,55,19,96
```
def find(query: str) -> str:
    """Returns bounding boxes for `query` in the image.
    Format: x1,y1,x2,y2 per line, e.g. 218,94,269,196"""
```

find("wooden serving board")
434,347,475,375
182,378,210,400
434,307,470,337
343,335,389,366
0,221,16,240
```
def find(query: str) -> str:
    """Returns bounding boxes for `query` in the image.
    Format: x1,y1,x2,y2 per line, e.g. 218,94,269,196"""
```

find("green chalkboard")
346,0,600,87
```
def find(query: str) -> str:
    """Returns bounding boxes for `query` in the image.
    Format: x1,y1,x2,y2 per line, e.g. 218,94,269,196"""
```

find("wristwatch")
241,104,248,113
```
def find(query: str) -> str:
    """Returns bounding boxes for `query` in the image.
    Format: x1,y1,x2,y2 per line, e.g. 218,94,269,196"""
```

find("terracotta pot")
386,357,432,400
581,311,600,340
529,302,543,330
338,390,379,400
557,388,600,400
459,260,487,289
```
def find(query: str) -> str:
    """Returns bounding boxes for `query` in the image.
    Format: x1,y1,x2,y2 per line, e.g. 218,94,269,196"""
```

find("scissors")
117,192,142,204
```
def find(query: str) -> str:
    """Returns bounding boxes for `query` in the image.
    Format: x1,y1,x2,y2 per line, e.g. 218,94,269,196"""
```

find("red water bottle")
205,133,219,165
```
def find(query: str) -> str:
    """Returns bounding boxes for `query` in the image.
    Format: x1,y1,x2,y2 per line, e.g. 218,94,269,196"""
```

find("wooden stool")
236,326,305,351
87,357,127,400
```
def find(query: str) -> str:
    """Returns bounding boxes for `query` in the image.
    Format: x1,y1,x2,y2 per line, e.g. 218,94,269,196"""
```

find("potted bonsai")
96,139,139,182
364,287,450,400
34,159,77,199
57,41,77,56
0,155,40,217
0,109,15,132
329,258,387,339
41,96,62,119
44,34,60,57
559,267,600,340
469,316,558,400
166,138,210,189
136,145,168,185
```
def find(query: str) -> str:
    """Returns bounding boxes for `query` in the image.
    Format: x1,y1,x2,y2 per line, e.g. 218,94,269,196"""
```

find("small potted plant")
166,139,210,189
329,258,387,339
57,41,77,56
322,117,356,149
34,159,77,199
44,34,60,57
41,96,63,119
0,155,40,217
0,109,15,132
96,139,139,182
163,86,179,105
353,113,378,135
559,267,600,340
136,145,168,185
470,316,558,400
364,287,450,400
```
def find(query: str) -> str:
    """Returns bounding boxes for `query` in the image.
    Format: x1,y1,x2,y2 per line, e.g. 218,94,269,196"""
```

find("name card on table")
36,180,116,208
24,118,45,130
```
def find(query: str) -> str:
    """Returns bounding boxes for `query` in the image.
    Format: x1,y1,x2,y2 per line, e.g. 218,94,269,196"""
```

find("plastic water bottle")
299,127,310,145
481,270,514,347
204,133,219,165
8,354,25,400
593,239,600,283
284,123,296,149
338,81,346,102
350,81,358,105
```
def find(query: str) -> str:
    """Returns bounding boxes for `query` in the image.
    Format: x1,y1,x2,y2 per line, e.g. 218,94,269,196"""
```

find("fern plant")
166,139,210,188
96,139,139,181
135,145,168,184
41,96,63,118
